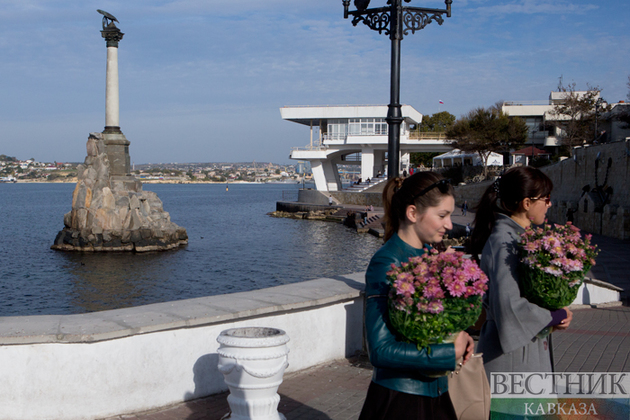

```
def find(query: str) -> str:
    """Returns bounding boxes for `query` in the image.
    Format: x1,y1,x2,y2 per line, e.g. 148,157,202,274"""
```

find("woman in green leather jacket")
358,172,475,420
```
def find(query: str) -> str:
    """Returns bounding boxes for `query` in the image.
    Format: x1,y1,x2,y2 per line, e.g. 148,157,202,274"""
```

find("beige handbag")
448,353,491,420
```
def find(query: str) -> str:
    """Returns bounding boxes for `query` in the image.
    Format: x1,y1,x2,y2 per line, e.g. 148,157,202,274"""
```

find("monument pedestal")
52,132,188,252
102,130,131,175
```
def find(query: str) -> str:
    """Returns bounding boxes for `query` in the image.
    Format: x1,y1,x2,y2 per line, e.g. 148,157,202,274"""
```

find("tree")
548,81,607,155
445,104,528,178
411,152,441,168
410,111,455,168
418,111,456,132
0,155,17,162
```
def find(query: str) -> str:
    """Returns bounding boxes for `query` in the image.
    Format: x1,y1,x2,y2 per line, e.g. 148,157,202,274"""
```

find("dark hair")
469,166,553,255
383,172,454,242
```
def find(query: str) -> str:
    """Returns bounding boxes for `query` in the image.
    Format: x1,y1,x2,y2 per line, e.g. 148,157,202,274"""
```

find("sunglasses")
530,196,551,205
410,179,451,202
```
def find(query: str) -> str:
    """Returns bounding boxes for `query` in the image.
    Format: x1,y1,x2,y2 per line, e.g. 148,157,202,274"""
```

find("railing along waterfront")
290,145,327,152
503,100,549,106
408,132,449,140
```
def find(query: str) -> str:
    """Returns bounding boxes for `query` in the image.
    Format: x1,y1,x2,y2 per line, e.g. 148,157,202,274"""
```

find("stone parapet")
330,191,382,207
451,141,630,240
0,274,365,420
540,140,630,239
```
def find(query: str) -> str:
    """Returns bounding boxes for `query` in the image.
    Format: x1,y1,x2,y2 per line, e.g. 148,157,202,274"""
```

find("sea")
0,182,383,316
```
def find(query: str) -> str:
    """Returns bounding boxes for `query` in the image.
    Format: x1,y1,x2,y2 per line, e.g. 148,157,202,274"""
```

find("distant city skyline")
1,0,628,164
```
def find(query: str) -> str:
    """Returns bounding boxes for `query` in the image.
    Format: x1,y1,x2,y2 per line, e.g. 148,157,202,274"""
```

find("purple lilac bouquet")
386,250,488,351
518,221,599,310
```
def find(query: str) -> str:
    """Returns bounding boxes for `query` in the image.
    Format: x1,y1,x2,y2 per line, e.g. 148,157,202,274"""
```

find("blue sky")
1,0,628,164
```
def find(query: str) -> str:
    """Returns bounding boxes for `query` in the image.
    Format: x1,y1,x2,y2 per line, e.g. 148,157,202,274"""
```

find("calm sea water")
0,183,382,316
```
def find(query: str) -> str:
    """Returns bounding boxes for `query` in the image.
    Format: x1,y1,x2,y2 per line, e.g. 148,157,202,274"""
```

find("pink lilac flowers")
518,221,598,310
387,250,488,351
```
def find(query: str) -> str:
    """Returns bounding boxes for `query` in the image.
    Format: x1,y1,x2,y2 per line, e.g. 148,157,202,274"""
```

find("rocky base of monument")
51,132,188,253
52,226,188,252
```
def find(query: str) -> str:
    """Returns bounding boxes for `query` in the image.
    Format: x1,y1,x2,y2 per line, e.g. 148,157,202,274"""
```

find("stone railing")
0,274,365,420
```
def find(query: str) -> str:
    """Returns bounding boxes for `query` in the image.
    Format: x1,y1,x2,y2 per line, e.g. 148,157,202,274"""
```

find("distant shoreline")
12,179,302,185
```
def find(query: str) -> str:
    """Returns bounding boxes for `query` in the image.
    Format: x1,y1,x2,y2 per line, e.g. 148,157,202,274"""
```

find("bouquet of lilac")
387,250,488,351
518,222,599,310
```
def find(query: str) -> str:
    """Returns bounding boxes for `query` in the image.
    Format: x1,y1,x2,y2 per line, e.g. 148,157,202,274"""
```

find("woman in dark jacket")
358,172,474,420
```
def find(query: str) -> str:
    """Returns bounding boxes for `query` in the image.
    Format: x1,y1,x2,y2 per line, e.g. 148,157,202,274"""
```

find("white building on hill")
282,105,452,192
503,92,630,154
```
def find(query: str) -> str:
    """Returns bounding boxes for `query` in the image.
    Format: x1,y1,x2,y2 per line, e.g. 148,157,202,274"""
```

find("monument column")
105,36,121,132
100,15,132,181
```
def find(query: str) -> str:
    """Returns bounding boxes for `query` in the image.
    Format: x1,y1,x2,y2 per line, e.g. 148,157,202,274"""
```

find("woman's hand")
554,307,573,331
454,331,475,364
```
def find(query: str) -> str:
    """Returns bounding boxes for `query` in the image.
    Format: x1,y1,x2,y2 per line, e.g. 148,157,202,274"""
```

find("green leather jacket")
364,233,457,396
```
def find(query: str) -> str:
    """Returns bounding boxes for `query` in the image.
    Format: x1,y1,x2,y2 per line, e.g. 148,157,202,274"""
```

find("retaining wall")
329,191,382,207
453,141,630,239
0,274,365,420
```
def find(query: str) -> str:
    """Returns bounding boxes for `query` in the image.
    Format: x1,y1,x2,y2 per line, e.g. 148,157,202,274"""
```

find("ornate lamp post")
342,0,452,179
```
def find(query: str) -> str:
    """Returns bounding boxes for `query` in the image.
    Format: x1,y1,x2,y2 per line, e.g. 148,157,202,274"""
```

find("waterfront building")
502,91,630,156
282,105,451,192
502,91,597,154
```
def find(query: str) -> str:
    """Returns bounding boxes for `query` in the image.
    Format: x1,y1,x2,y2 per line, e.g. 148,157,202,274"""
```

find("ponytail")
383,177,406,242
382,172,453,243
468,182,500,256
469,167,553,256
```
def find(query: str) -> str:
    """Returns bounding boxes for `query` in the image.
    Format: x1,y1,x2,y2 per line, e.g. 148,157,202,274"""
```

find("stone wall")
540,141,630,208
453,140,630,239
453,180,495,210
540,141,630,239
330,191,382,207
52,132,188,252
297,188,330,205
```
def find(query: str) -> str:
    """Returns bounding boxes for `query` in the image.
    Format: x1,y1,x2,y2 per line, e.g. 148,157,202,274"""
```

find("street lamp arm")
347,6,392,34
401,7,449,34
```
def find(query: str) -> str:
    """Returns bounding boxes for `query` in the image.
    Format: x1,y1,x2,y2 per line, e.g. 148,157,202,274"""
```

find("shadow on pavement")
182,393,331,420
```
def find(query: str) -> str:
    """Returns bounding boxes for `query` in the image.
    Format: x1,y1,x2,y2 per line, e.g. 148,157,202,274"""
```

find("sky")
1,0,629,164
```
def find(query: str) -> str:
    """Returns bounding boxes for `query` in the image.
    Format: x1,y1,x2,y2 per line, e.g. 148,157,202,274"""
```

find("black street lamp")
343,0,453,179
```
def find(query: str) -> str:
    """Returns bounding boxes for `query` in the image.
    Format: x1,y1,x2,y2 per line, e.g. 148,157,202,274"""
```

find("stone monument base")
52,227,188,252
52,132,188,253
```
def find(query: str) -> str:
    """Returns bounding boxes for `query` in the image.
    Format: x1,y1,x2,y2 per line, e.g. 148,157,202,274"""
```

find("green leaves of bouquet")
518,222,599,310
386,250,488,351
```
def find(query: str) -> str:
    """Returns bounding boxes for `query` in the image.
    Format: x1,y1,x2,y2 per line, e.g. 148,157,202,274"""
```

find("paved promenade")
104,210,630,420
